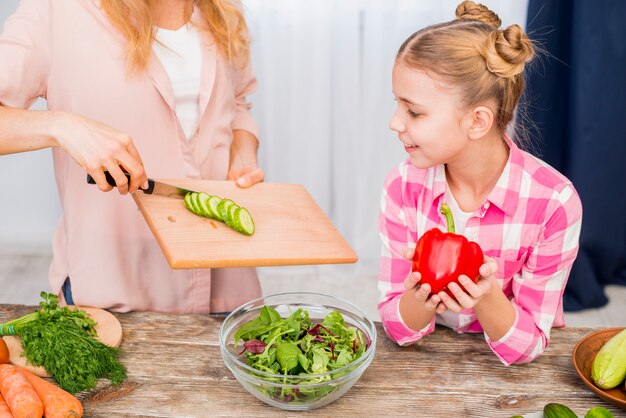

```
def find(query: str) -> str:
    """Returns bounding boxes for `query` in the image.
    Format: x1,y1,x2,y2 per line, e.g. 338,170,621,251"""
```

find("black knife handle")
87,172,154,194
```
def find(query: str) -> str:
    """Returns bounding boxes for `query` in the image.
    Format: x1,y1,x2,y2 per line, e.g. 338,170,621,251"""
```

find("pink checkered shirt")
378,140,582,365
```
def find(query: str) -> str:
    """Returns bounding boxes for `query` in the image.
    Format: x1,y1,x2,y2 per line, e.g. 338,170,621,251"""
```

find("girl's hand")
402,248,446,315
436,257,498,313
54,111,147,195
228,130,264,188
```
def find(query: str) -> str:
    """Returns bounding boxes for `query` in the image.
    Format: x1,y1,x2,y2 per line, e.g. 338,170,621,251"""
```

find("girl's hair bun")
454,1,535,77
455,1,501,29
495,24,535,66
483,23,535,77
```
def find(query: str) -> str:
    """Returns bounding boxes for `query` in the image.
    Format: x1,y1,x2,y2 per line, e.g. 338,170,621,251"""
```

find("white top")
153,24,202,140
444,186,473,236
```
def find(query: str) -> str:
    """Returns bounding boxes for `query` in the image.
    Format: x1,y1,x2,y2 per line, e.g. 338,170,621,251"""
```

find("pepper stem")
440,203,456,234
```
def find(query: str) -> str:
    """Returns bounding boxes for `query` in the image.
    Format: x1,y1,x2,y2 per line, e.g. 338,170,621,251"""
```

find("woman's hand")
436,257,498,313
227,130,264,188
54,111,147,194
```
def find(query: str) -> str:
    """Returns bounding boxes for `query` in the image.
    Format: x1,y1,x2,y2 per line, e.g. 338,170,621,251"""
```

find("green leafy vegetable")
0,292,126,394
233,306,370,403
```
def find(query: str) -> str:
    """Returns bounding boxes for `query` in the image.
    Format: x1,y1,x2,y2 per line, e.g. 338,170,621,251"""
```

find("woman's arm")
0,106,58,154
0,105,147,194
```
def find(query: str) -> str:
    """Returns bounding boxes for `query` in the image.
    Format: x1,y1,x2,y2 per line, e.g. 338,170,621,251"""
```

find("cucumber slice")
226,203,240,229
183,192,254,236
217,199,235,225
189,192,203,216
183,193,195,213
233,207,255,235
206,195,222,220
197,192,212,218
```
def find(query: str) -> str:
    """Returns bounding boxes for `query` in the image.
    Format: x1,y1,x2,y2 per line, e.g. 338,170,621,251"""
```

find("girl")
0,0,263,313
378,1,582,365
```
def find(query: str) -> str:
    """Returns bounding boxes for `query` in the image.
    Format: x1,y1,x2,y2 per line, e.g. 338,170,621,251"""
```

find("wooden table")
1,305,623,417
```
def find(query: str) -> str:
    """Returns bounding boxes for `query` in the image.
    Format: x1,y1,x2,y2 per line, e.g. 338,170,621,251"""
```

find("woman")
0,0,264,313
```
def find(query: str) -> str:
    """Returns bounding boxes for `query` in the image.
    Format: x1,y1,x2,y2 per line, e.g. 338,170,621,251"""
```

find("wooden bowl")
572,328,626,410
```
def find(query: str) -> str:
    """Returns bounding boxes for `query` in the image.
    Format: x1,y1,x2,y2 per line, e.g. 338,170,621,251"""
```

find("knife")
87,172,197,199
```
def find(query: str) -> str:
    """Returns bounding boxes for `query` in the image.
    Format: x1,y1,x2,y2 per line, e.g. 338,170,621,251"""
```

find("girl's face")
390,61,471,169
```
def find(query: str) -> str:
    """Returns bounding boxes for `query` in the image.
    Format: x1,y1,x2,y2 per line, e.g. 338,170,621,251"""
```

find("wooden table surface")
1,305,623,417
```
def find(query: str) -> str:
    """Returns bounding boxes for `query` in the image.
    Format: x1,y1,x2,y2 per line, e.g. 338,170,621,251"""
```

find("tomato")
0,338,9,364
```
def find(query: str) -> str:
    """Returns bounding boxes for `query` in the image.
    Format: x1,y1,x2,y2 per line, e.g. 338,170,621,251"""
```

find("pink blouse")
0,0,261,313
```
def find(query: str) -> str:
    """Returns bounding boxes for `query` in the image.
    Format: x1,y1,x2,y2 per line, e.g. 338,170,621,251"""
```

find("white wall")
0,1,528,266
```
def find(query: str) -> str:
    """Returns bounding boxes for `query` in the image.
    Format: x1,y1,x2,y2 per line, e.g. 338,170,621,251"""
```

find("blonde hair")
101,0,250,72
397,1,536,145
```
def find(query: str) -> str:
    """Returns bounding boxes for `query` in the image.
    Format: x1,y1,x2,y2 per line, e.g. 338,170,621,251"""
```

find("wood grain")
1,305,622,417
132,180,358,269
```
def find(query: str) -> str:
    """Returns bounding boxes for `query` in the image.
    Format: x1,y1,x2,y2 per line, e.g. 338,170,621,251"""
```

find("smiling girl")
378,1,583,364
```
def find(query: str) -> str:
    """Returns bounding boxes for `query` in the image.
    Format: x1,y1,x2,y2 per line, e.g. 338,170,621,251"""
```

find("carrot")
0,393,14,418
16,368,82,418
0,364,43,418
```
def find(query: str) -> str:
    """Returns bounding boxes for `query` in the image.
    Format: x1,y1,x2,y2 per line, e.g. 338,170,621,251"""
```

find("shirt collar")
484,135,523,217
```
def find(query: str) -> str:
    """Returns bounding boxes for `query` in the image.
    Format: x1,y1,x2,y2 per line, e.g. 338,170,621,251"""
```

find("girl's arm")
0,105,147,194
378,165,438,345
439,186,583,364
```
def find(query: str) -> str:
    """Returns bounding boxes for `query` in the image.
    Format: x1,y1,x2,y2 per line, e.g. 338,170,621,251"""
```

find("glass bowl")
219,292,377,411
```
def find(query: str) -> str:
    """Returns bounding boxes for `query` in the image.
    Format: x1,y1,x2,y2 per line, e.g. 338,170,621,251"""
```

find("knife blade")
87,172,197,199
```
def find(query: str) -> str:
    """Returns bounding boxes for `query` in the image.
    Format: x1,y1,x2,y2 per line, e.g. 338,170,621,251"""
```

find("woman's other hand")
228,129,264,188
54,111,147,194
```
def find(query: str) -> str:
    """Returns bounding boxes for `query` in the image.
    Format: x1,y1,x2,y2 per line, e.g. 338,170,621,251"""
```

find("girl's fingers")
403,271,420,290
458,275,482,299
438,291,463,313
447,281,474,309
435,302,447,315
480,258,498,277
413,283,431,303
424,293,440,311
402,247,415,260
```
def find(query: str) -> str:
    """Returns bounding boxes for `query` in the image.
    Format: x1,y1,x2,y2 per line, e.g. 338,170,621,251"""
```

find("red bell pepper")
412,203,484,299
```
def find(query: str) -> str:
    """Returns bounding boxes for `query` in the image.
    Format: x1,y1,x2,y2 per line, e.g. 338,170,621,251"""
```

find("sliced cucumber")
197,192,212,218
205,195,223,220
233,207,255,236
183,192,254,236
226,203,240,229
188,192,203,216
217,199,235,225
184,193,195,213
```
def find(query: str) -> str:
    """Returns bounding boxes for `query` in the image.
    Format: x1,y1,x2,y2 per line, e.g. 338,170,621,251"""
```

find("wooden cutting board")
132,180,358,269
3,307,123,377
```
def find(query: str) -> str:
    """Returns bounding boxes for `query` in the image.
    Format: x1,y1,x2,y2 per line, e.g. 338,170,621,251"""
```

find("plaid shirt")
378,140,582,365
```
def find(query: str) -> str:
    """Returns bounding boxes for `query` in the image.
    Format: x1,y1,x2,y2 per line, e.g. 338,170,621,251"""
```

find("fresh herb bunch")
0,292,127,394
233,306,370,403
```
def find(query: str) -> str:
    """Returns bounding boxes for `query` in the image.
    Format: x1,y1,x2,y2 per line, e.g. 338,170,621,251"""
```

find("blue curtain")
525,0,626,310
